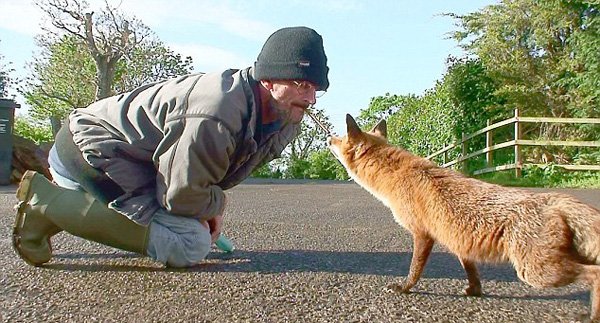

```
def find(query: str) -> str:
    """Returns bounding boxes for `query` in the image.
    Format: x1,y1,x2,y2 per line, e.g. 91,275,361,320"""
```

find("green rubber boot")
13,171,149,266
12,171,63,266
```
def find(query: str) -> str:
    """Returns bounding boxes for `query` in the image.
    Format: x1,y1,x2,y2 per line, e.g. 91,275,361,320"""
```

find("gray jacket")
68,68,300,225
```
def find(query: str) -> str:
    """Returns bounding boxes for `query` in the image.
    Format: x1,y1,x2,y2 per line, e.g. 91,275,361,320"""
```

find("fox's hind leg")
514,253,589,319
512,213,597,320
388,231,434,293
459,258,482,296
579,265,600,322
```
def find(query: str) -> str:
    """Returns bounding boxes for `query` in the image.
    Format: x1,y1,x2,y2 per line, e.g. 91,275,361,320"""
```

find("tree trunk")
50,115,62,138
95,58,117,100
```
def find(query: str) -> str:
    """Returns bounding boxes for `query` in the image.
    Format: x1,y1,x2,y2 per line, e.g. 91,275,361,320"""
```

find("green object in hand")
215,234,235,253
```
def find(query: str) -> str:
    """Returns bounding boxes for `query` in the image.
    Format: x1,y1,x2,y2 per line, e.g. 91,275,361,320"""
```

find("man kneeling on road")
12,26,330,268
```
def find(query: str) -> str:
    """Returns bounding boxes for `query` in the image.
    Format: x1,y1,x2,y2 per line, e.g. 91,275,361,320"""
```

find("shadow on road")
37,249,589,302
44,249,518,281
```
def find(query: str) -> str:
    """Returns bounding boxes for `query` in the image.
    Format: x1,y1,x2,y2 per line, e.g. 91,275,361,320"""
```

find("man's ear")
371,119,387,139
260,80,274,91
346,114,362,138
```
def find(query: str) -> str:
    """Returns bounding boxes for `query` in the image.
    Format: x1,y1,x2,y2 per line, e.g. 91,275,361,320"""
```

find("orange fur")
329,114,600,321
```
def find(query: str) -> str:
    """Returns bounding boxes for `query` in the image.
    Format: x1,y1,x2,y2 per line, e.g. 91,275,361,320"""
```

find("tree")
287,106,332,161
448,0,599,120
36,0,149,100
561,4,600,116
277,107,333,178
22,0,194,136
114,39,194,93
447,0,600,164
357,92,417,129
305,149,349,180
0,43,15,98
443,56,506,137
23,35,97,134
357,84,459,161
258,107,335,179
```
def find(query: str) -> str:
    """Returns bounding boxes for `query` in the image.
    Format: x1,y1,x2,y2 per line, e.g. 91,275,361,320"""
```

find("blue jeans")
49,167,211,267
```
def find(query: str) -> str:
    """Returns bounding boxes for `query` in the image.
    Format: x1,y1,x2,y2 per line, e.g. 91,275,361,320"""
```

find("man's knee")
165,231,211,267
146,213,212,267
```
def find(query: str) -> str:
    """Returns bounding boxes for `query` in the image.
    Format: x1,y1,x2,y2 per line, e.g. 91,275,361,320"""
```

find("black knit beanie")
254,26,329,91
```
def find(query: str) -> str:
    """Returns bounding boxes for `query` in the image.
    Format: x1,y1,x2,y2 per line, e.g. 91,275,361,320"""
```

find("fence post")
486,119,493,167
514,108,522,178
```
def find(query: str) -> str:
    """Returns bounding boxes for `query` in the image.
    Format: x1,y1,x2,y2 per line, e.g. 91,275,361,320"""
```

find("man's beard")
269,98,306,125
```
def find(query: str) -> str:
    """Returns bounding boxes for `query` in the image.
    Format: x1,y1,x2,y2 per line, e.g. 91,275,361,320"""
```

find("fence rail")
425,109,600,177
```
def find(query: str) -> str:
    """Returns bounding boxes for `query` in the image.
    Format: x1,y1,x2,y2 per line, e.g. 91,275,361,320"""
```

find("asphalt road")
1,180,599,323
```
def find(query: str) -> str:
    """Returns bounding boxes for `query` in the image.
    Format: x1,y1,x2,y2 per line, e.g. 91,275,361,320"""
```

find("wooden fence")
426,109,600,177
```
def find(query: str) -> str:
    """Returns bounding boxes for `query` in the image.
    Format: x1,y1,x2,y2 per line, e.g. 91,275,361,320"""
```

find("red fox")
328,114,600,321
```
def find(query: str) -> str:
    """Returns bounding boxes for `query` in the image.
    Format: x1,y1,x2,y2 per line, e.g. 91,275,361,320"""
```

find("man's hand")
206,214,223,243
199,215,223,243
200,195,227,243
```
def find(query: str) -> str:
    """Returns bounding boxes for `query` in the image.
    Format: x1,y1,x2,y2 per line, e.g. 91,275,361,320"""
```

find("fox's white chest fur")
339,158,409,229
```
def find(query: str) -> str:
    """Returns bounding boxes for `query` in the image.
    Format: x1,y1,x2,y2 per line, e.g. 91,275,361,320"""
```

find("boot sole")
12,171,51,266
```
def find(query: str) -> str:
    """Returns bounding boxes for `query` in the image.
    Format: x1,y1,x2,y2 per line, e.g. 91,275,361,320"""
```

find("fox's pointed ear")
371,119,387,138
346,114,362,138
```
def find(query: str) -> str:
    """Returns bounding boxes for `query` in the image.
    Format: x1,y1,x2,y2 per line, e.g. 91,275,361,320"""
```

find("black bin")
0,98,20,185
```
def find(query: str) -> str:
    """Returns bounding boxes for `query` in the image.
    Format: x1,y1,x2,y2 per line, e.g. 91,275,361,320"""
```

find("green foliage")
305,150,349,180
358,93,416,126
554,171,600,189
357,58,507,170
283,157,312,179
285,107,332,161
448,0,599,121
478,165,600,189
415,0,600,184
274,106,333,178
574,150,600,165
22,33,194,127
22,0,194,136
358,84,459,160
443,57,508,137
561,4,600,116
23,35,97,124
113,40,194,93
524,164,575,187
13,116,53,144
251,162,283,179
253,148,348,181
280,149,349,180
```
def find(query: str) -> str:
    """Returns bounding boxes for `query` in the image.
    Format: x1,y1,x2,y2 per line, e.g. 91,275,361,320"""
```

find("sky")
0,0,498,134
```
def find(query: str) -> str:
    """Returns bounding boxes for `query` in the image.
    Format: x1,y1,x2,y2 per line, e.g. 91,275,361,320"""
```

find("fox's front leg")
388,231,434,293
459,258,482,296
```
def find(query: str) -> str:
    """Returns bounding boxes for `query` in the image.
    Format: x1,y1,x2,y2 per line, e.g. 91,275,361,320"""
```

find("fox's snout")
327,136,343,162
